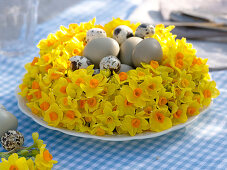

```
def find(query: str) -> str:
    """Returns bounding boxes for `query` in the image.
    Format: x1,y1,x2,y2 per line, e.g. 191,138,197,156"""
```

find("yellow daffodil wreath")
19,18,220,136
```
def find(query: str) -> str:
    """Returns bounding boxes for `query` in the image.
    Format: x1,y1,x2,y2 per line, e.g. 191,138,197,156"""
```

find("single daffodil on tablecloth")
34,144,58,170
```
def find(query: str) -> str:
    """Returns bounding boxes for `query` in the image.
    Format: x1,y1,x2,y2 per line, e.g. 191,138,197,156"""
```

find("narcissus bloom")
120,112,149,136
0,153,29,170
149,109,172,132
44,103,63,127
96,102,121,131
115,95,136,116
35,144,58,170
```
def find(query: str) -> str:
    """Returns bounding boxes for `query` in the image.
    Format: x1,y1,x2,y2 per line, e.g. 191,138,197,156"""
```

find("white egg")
100,56,121,73
0,109,18,137
113,25,134,45
86,28,107,43
69,56,92,71
135,23,155,38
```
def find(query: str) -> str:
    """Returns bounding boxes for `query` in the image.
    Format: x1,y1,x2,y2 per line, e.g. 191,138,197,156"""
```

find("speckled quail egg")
1,130,24,151
120,37,143,66
69,56,92,71
132,38,163,67
100,56,121,73
93,69,100,75
113,25,134,44
0,109,18,137
135,23,155,38
83,37,119,67
86,28,107,43
119,64,134,73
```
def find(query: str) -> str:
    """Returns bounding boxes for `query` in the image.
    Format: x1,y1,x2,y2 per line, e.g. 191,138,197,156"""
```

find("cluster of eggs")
70,23,163,74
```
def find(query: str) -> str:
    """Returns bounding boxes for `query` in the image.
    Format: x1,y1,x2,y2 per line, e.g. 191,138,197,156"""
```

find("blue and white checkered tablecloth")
0,0,226,169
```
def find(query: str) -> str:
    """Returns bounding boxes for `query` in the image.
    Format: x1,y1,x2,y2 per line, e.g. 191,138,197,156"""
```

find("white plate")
15,87,212,141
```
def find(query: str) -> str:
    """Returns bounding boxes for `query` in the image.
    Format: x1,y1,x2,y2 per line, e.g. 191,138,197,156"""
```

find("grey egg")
1,130,24,151
113,25,134,45
100,56,121,73
69,56,92,71
120,37,143,66
86,28,107,43
83,37,120,67
119,64,134,73
135,23,155,38
132,38,163,67
0,109,18,137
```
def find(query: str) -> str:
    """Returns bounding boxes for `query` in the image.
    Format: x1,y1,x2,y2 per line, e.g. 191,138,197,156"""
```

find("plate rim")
15,87,212,141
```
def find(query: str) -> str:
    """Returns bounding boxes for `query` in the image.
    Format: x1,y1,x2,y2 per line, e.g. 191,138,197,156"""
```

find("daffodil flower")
35,144,58,170
52,77,69,98
149,108,172,132
81,74,107,98
96,102,121,131
186,101,201,116
44,103,63,127
38,92,55,116
156,88,173,109
198,80,220,107
172,104,188,125
91,124,113,136
141,75,163,99
0,153,29,170
115,95,136,116
120,112,149,136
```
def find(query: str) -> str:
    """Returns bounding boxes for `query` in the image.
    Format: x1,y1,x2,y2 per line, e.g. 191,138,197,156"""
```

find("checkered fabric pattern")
0,0,226,169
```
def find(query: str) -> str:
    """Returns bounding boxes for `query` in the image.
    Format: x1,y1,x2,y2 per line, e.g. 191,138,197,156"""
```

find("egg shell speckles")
93,69,100,75
1,130,24,151
113,25,134,45
135,23,155,38
100,56,121,73
86,28,107,43
69,56,92,71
